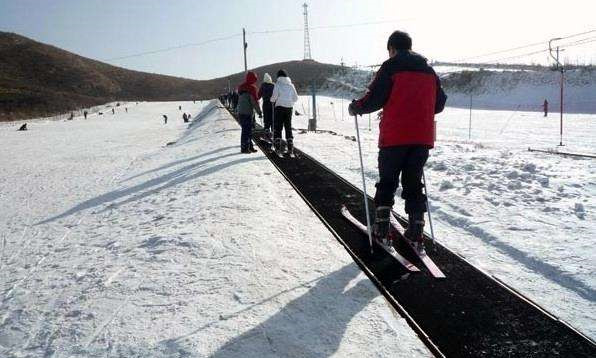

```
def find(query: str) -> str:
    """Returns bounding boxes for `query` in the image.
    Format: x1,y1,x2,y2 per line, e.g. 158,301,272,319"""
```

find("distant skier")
179,105,182,111
183,113,188,123
258,73,275,139
125,107,128,113
348,30,447,245
543,99,548,117
163,114,168,124
17,123,27,131
83,110,88,119
270,69,298,154
237,71,262,153
112,108,115,115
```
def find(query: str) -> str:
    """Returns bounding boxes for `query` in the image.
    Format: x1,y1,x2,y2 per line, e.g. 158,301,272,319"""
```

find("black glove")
348,100,358,116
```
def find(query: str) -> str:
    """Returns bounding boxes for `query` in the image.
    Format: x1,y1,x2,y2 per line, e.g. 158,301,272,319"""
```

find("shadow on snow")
36,147,263,225
159,263,380,358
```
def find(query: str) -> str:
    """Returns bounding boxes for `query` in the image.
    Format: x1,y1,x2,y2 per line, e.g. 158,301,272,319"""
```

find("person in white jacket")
270,69,298,153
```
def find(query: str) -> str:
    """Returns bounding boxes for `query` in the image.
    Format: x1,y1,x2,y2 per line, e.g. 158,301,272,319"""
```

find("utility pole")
242,28,248,73
309,83,317,131
549,37,564,146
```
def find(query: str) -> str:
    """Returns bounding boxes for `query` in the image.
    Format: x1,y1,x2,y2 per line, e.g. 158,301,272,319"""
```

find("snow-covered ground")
0,101,431,357
290,95,596,339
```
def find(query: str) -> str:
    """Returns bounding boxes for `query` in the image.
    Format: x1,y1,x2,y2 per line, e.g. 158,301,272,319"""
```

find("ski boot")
404,213,425,252
273,138,284,156
286,138,294,156
373,206,392,246
249,143,258,153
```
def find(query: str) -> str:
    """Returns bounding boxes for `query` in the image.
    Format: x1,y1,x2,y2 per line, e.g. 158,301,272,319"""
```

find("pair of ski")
259,137,295,158
341,205,445,278
275,150,296,159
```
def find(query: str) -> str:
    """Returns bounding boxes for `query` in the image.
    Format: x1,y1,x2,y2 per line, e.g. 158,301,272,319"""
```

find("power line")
103,33,242,62
485,37,596,63
102,19,410,62
456,29,596,62
248,19,410,35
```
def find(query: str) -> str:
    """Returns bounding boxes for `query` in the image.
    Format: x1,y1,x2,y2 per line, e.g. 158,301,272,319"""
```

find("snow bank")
0,100,430,357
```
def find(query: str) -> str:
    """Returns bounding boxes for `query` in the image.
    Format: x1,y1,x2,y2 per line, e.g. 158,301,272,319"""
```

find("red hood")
244,71,258,85
237,71,260,101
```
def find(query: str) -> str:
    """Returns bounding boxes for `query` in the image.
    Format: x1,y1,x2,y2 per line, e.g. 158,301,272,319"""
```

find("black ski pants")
239,114,254,150
263,100,273,132
273,106,293,145
374,145,429,215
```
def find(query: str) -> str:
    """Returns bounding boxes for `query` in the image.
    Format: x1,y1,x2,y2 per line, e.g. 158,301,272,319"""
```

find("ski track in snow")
293,95,596,340
0,100,431,357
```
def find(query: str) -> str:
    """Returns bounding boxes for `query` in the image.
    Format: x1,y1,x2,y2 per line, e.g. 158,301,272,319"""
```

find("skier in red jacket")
349,30,447,244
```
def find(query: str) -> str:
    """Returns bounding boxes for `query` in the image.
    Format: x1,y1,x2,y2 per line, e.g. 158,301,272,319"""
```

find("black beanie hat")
387,31,412,51
277,69,288,78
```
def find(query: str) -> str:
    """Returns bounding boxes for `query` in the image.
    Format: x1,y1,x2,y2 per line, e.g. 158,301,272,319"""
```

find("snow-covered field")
0,101,431,357
290,95,596,339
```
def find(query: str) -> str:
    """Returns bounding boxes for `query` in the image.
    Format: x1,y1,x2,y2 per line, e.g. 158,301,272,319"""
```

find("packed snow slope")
0,101,431,357
320,67,596,114
442,68,596,114
289,95,595,339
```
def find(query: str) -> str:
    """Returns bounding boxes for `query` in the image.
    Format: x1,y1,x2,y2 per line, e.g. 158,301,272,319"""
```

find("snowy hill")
0,101,430,357
442,68,596,113
316,65,596,114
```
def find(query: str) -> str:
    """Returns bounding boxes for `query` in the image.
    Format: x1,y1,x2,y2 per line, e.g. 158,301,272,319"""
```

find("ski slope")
290,95,596,339
0,101,431,357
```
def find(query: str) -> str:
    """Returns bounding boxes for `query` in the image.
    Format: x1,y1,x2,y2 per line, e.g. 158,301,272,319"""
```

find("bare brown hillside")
0,32,343,121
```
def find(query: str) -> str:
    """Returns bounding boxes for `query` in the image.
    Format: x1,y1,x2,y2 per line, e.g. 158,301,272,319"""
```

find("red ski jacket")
353,51,446,148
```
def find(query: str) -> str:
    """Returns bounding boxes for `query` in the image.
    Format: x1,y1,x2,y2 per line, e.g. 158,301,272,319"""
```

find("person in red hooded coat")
237,71,262,153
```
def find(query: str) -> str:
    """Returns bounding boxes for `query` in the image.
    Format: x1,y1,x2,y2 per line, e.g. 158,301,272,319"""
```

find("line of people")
227,30,447,247
235,69,298,154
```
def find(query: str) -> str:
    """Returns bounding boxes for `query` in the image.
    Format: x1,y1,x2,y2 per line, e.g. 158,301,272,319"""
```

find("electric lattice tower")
303,3,312,60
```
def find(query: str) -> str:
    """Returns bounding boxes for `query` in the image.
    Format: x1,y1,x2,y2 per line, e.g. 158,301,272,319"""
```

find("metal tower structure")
303,3,312,60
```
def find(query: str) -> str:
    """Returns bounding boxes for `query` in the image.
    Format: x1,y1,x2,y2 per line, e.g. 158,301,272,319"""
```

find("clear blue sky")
1,0,595,80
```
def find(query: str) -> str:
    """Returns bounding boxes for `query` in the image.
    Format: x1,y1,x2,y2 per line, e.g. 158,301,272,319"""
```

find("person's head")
387,30,412,58
263,73,273,84
276,69,288,78
245,71,258,84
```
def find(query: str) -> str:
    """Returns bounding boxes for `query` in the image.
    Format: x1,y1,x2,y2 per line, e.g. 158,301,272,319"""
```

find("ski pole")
353,114,374,253
422,169,436,250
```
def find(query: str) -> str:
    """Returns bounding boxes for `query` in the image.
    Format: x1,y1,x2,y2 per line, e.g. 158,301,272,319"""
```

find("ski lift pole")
353,114,373,253
422,169,436,250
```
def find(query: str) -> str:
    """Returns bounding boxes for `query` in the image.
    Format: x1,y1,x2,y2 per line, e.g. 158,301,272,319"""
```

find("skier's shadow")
206,263,378,358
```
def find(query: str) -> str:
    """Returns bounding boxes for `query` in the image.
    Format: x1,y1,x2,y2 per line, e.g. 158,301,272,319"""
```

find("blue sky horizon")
1,0,595,80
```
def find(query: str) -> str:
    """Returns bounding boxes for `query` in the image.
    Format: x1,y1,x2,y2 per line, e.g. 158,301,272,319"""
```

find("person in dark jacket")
237,71,263,153
258,73,275,138
543,99,548,117
349,30,447,245
231,91,239,112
